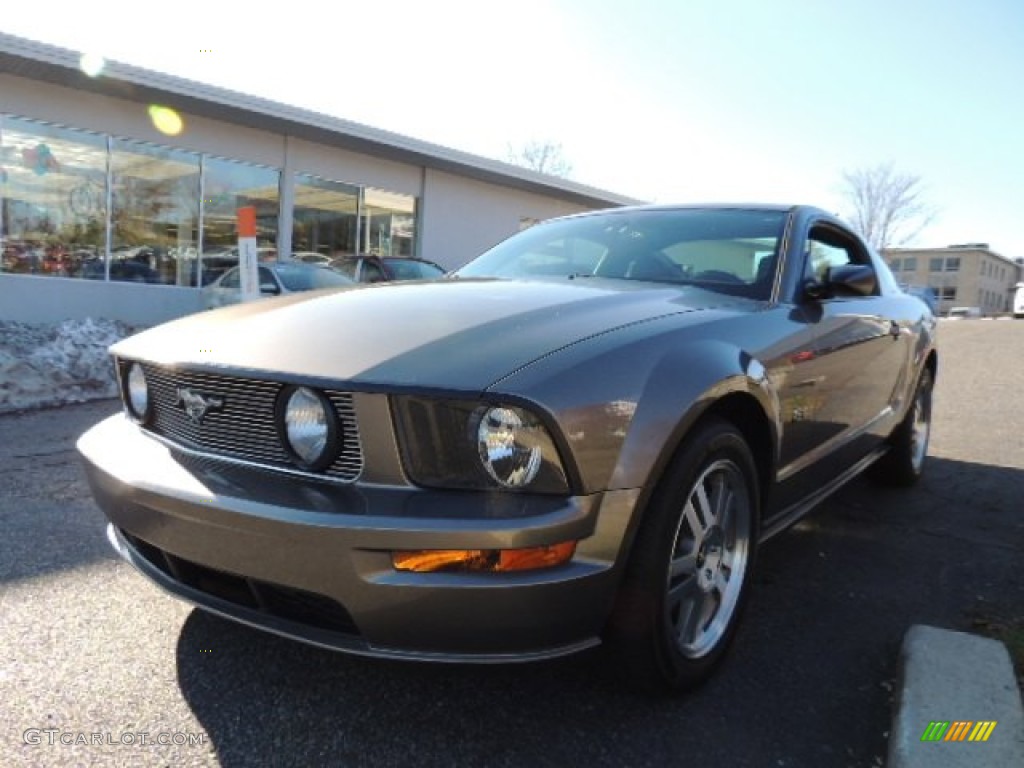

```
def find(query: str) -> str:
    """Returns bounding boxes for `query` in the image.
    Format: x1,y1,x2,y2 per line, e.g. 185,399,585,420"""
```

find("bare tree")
506,140,573,178
839,163,936,251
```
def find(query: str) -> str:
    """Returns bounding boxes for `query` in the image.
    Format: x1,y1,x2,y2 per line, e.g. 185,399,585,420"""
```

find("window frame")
800,221,878,299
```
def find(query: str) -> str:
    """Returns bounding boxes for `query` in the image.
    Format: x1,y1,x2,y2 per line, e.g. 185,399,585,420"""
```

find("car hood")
112,278,740,391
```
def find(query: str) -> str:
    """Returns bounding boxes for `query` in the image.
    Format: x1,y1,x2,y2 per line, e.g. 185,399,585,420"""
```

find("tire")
606,418,760,694
870,367,933,487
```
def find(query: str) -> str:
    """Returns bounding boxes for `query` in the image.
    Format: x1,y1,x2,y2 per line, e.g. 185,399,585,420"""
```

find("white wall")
0,74,286,167
0,274,201,326
421,169,591,270
288,137,422,196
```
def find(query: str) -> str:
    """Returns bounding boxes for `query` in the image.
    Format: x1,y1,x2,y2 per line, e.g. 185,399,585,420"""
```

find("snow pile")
0,318,138,413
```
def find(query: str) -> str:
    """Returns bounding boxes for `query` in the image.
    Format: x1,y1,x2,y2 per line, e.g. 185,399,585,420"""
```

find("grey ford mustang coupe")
77,204,937,692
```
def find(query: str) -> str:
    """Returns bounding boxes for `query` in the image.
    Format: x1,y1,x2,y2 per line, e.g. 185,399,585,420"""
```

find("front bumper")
77,414,639,662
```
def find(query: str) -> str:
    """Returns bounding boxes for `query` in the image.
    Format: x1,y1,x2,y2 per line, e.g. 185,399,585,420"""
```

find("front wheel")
606,418,759,694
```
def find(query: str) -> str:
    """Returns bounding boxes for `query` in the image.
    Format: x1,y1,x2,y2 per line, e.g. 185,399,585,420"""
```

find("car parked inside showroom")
78,204,937,692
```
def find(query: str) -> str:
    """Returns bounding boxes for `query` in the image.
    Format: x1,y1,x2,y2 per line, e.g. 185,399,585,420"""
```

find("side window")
334,259,358,279
803,225,871,288
361,260,386,283
258,266,278,293
220,268,240,289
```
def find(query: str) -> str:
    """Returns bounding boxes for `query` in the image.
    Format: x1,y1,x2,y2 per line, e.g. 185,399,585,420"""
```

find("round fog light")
477,406,543,488
281,387,336,470
126,363,149,421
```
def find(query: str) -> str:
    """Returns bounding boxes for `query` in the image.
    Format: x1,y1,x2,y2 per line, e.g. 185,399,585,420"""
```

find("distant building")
884,244,1022,315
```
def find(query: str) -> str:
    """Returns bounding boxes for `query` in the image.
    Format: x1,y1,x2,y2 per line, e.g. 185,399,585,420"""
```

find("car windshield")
456,208,788,299
385,258,446,280
274,264,353,291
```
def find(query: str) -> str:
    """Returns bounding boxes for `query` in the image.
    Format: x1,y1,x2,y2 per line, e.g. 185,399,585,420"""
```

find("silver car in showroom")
77,204,937,692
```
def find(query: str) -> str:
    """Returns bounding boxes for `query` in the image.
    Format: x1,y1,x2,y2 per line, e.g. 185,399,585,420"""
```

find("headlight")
392,397,570,493
124,361,149,422
278,386,339,471
477,406,543,488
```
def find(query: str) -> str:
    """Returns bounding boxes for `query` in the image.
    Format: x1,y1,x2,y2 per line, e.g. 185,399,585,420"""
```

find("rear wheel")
606,418,759,694
871,367,933,487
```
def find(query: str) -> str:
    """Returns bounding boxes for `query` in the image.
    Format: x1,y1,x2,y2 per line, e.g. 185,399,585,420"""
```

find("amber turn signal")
392,541,576,573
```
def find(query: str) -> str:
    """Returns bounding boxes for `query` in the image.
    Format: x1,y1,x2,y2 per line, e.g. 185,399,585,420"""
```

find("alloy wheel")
664,458,752,658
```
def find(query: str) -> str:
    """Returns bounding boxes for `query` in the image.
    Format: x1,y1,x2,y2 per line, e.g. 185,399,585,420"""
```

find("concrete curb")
888,625,1024,767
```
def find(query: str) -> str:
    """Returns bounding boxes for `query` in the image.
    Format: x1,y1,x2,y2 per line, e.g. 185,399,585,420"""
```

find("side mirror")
828,263,877,296
803,263,877,300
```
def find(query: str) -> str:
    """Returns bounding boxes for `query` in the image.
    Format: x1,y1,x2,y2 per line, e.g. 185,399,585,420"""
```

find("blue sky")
5,0,1023,257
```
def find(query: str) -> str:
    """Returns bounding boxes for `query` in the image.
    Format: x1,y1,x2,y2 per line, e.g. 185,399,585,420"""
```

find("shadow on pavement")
172,456,1024,767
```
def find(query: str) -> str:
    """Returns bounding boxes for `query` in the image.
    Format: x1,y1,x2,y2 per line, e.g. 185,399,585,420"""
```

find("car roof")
267,261,323,273
553,202,814,223
380,256,442,265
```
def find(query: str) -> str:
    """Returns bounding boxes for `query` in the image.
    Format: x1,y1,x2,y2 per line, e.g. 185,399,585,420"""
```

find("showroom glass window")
292,174,359,259
361,187,417,257
0,116,107,279
110,139,200,286
202,157,280,285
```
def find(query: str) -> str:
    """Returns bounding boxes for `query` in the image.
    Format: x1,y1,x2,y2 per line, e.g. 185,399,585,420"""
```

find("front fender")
488,315,780,496
611,343,780,492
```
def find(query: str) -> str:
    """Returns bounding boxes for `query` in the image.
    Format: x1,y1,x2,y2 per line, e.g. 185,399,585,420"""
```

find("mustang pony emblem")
174,388,224,425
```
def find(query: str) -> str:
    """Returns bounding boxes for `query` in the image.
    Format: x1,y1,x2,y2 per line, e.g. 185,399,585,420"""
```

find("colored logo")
921,721,997,742
22,143,60,175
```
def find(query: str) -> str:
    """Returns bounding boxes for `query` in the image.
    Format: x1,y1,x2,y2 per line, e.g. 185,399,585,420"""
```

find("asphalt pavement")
1,319,1022,767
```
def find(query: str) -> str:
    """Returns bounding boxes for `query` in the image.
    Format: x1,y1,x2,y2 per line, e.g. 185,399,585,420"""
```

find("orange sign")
237,206,256,237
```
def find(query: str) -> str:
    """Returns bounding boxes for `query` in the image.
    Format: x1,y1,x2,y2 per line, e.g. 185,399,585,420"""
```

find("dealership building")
0,32,634,327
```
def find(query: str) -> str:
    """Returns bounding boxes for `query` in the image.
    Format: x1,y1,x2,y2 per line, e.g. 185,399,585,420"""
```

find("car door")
789,221,909,475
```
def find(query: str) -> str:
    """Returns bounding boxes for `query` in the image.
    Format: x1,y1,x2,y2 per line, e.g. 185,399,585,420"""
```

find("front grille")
137,364,363,482
124,531,360,636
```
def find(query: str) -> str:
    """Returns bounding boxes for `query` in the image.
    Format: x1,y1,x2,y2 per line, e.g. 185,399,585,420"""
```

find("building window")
201,156,280,285
292,174,360,260
945,257,960,272
890,258,902,271
940,287,956,301
110,139,200,286
929,257,943,272
0,116,108,279
291,175,418,261
361,187,416,258
903,257,916,271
